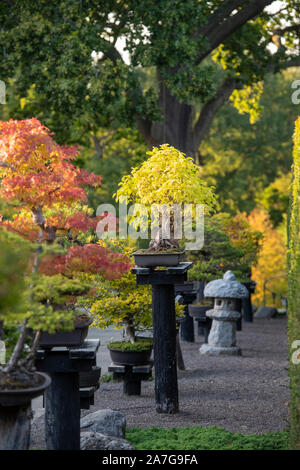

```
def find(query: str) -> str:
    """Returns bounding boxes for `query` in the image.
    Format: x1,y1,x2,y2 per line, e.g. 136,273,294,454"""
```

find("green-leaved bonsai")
81,272,184,349
188,213,262,283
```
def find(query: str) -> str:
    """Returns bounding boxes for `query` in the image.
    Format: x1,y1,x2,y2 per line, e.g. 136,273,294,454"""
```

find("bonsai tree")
115,144,217,252
81,272,184,348
0,118,130,380
188,214,261,284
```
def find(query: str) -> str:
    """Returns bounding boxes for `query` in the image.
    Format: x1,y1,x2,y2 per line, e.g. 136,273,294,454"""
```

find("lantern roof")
204,270,249,299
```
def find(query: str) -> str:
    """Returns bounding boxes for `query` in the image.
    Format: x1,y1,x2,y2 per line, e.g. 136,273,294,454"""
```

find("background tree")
187,213,260,283
0,0,300,160
248,208,287,306
200,70,298,215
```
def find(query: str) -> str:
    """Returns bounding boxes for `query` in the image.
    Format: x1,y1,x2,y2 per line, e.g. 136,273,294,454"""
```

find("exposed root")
146,238,180,253
0,367,42,390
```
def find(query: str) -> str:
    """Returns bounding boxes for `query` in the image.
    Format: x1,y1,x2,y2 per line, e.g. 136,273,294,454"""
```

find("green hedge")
126,426,288,450
288,117,300,449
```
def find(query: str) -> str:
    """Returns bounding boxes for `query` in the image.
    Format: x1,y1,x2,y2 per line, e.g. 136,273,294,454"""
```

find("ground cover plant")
126,426,288,450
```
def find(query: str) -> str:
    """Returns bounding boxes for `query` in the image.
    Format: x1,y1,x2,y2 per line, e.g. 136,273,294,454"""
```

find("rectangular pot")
39,322,91,349
133,251,185,267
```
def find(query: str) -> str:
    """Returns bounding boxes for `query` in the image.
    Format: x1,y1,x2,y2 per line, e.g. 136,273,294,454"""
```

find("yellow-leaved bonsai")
115,144,217,252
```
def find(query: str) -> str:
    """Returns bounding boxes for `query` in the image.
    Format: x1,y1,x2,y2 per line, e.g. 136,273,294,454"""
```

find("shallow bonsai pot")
133,251,185,267
175,282,195,294
188,304,212,318
108,347,152,366
0,372,51,407
39,319,92,349
79,366,101,388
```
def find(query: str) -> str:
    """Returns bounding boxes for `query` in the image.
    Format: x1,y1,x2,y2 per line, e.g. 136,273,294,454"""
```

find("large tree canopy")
0,0,299,158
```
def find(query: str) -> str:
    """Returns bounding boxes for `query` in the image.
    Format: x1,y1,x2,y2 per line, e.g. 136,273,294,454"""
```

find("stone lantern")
199,270,248,356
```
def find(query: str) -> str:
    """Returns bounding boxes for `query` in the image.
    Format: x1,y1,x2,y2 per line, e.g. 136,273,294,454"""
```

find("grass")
126,426,288,450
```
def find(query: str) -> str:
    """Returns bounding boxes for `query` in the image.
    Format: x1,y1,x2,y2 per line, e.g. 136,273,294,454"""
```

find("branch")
20,330,42,371
193,77,239,148
277,56,300,70
199,0,250,37
197,0,274,63
99,41,154,145
100,42,124,64
0,160,16,171
265,54,300,74
4,319,28,373
274,24,300,36
31,205,56,244
91,131,114,159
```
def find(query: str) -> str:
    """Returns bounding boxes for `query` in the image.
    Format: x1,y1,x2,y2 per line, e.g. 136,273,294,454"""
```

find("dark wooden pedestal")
132,262,193,414
175,284,196,343
35,339,100,450
196,317,212,343
108,363,153,396
242,281,255,323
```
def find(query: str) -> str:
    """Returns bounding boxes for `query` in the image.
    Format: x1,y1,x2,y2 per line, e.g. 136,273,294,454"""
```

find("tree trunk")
0,404,32,450
137,73,237,164
137,71,197,159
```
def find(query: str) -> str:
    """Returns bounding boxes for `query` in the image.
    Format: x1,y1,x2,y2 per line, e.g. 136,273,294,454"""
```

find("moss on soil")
108,337,153,352
0,370,44,390
135,249,184,254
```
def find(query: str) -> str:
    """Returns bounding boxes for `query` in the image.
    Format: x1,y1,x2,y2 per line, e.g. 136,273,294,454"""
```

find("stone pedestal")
199,308,241,356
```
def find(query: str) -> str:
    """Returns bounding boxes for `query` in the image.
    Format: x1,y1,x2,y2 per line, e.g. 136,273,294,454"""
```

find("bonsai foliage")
0,118,101,243
188,213,262,283
82,272,184,345
0,230,29,315
0,118,130,380
287,116,300,449
115,144,217,251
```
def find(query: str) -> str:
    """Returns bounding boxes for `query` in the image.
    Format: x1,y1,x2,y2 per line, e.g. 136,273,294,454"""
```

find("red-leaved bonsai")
0,118,130,383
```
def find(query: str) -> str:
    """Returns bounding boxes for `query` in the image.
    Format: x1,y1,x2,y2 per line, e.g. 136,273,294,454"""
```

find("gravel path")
31,316,289,448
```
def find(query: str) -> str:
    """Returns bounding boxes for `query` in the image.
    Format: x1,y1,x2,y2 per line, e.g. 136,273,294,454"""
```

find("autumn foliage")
247,208,287,306
40,244,130,280
0,118,130,279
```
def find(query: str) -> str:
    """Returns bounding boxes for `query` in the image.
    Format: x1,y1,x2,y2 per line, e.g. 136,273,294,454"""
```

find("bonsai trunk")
148,211,180,252
3,320,28,374
124,319,136,344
